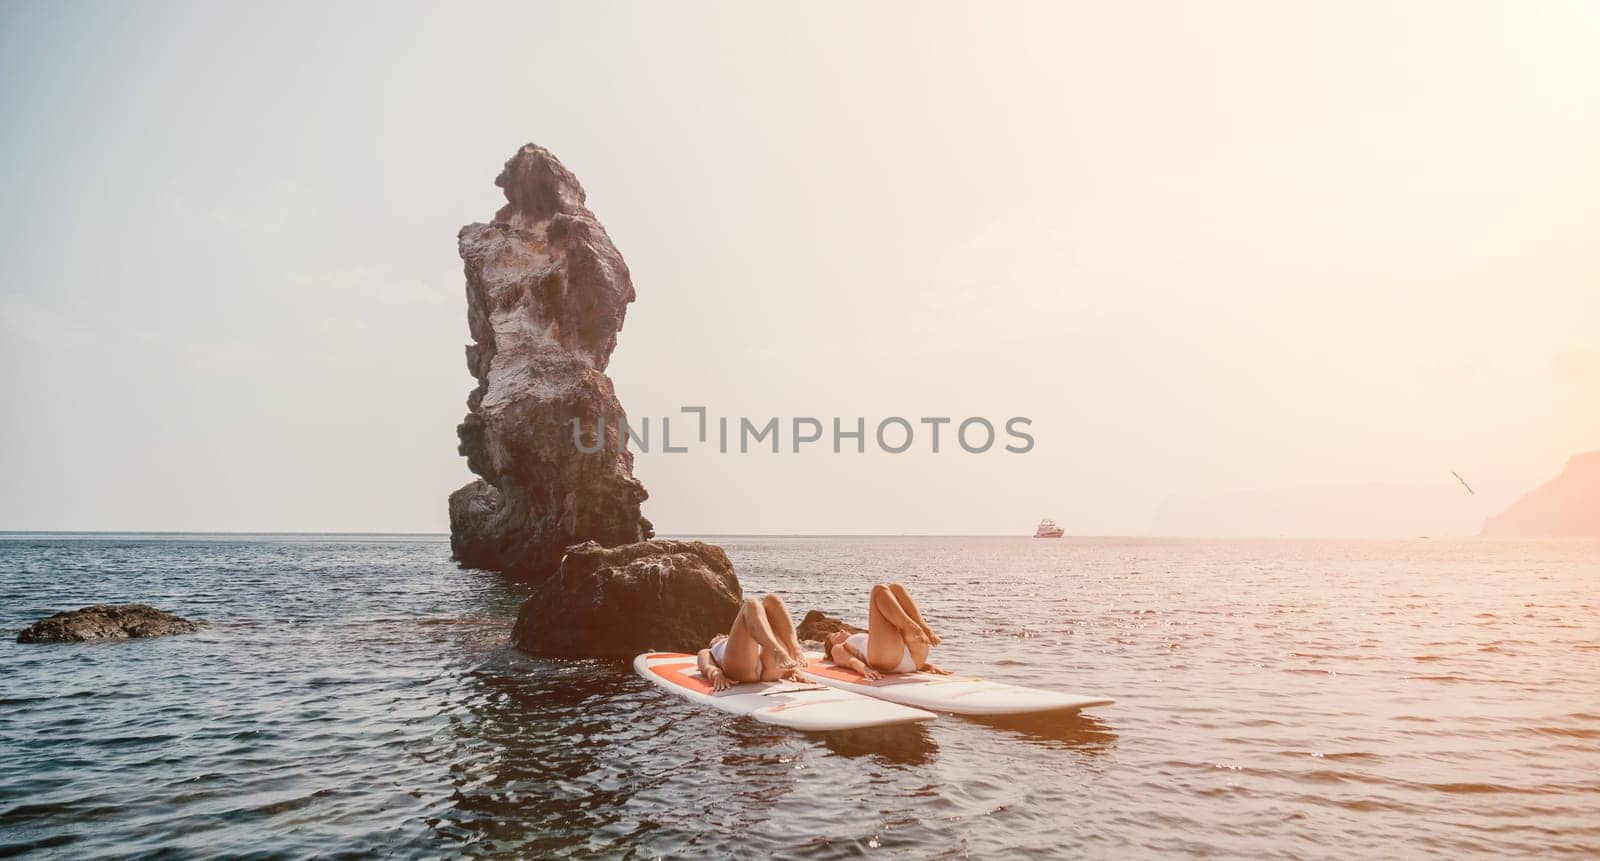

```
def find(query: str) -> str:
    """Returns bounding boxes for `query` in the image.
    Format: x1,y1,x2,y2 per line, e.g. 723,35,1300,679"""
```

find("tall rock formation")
1480,451,1600,537
449,144,652,579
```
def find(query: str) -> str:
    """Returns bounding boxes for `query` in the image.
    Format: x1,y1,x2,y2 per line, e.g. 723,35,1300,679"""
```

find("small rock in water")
16,604,200,643
512,539,742,659
795,610,861,643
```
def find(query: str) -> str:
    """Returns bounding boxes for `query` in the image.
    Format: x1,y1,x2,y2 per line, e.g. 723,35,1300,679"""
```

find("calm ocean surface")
1,534,1596,858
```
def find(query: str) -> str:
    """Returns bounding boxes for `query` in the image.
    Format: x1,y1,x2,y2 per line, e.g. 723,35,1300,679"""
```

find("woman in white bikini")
820,583,951,678
696,594,808,691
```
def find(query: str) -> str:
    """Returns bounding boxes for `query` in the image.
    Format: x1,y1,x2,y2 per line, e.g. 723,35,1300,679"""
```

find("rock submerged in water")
448,143,653,580
512,540,741,659
17,604,199,643
796,610,861,644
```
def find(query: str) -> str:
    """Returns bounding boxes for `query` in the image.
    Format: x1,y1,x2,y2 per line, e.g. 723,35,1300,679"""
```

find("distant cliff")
1480,451,1600,537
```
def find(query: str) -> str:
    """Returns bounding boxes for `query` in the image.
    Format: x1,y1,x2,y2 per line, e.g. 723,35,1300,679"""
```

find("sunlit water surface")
1,535,1597,858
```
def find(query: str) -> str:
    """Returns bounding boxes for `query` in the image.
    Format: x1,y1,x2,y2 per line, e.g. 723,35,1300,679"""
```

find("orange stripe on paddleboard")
806,664,946,687
650,661,714,695
806,663,873,683
645,652,689,660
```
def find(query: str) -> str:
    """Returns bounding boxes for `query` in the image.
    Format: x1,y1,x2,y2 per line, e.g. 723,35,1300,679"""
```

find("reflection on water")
819,724,939,765
972,711,1118,753
1,534,1597,857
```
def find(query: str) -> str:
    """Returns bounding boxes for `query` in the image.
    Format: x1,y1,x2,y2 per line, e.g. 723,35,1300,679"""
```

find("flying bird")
1451,471,1475,495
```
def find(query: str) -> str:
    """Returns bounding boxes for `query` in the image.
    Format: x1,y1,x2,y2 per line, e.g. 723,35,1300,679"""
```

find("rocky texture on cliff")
17,604,200,643
1480,451,1600,537
449,144,652,579
512,540,741,658
795,610,862,644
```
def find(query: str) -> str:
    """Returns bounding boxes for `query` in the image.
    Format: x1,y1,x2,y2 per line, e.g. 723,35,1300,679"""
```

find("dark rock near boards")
796,610,862,643
512,540,742,659
448,144,652,580
17,604,199,643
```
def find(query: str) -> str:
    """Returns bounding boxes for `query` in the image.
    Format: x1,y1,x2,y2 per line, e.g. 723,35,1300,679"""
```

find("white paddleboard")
634,652,938,731
799,652,1113,716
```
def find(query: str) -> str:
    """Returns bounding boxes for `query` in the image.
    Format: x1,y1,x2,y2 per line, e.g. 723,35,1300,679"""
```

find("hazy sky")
2,1,1596,535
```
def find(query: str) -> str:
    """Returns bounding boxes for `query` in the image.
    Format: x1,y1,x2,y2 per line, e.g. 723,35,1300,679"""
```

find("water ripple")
0,535,1597,857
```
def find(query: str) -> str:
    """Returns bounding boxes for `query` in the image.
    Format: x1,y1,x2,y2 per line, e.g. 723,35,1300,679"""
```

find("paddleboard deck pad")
635,653,938,731
799,653,1114,716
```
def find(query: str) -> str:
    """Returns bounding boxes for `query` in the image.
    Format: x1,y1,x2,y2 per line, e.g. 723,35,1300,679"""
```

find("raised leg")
758,644,783,681
868,584,928,671
761,594,807,667
717,602,764,683
727,597,801,683
889,582,940,646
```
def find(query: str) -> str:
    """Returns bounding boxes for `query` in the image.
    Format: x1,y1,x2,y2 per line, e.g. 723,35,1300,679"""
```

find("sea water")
1,534,1596,857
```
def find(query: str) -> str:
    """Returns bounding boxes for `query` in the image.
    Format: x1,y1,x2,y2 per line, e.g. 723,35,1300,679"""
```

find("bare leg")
718,604,763,683
868,584,929,671
889,582,940,646
761,594,807,667
757,644,783,681
726,592,800,681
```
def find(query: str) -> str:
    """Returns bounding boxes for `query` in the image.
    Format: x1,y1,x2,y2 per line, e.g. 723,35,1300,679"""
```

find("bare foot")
925,629,942,647
787,644,810,667
773,650,802,671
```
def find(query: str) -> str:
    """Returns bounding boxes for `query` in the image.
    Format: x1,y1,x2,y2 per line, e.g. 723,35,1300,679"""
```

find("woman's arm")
697,649,732,691
830,642,881,679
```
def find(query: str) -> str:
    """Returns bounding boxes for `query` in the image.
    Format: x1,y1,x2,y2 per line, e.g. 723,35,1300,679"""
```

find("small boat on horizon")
1033,518,1064,538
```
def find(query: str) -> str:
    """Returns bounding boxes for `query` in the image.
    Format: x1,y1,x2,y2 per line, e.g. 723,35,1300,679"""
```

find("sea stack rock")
17,604,200,643
1480,451,1600,537
449,144,652,579
512,540,742,659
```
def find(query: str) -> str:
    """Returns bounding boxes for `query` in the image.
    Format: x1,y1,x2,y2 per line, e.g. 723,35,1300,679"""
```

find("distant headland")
1481,451,1600,537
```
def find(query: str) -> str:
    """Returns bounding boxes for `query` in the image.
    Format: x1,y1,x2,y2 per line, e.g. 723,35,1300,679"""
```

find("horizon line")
0,530,1509,540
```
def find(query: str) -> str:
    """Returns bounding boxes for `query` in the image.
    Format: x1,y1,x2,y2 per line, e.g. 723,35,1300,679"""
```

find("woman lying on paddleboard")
820,583,951,678
697,594,809,691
